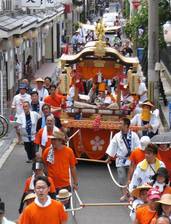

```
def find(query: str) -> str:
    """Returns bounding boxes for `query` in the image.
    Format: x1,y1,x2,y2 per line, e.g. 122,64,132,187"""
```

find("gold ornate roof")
60,45,139,65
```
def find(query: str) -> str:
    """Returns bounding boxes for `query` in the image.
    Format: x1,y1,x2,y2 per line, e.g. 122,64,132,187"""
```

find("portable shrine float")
59,22,141,159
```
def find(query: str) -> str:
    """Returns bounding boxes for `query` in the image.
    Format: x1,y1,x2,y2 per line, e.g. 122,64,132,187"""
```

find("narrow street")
0,143,131,223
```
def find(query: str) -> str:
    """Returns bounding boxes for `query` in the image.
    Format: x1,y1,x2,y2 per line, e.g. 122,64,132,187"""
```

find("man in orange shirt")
44,84,65,120
19,160,56,213
19,176,68,224
133,188,160,224
157,144,171,182
128,136,151,183
42,130,78,193
34,114,59,154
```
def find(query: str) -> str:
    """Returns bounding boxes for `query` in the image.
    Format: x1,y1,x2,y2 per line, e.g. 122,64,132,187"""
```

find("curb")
0,140,16,169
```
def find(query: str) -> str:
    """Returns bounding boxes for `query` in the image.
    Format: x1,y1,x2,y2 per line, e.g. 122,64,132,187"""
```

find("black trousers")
24,141,36,160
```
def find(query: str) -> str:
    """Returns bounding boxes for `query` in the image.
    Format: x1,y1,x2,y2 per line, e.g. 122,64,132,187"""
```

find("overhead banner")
21,0,57,8
21,0,45,8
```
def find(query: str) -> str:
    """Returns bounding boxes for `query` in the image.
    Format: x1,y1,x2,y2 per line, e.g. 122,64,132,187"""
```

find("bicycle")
0,115,9,138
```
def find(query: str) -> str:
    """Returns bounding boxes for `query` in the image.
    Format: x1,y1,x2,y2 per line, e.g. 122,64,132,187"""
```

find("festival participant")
16,101,39,163
44,76,52,94
129,144,165,193
11,83,31,143
19,176,68,224
16,79,33,95
130,184,152,221
30,91,43,114
133,188,161,224
0,201,15,224
137,77,148,103
19,160,56,213
156,216,171,224
157,144,171,182
128,136,151,184
106,117,140,202
150,167,171,195
34,114,59,154
44,84,65,123
131,101,160,138
42,130,78,193
36,104,50,131
33,77,49,102
151,194,171,224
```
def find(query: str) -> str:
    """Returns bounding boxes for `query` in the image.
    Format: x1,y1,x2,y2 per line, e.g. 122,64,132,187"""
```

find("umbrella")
151,132,171,144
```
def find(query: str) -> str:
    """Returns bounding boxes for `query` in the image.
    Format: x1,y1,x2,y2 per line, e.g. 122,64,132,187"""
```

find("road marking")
0,140,16,169
0,140,4,148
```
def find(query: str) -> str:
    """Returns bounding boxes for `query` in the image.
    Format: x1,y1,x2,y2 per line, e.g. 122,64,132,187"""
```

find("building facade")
0,0,66,115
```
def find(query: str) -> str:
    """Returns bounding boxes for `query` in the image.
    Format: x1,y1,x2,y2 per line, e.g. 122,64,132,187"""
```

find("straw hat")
140,101,154,108
56,189,72,200
35,77,44,82
131,184,152,198
48,130,65,140
23,193,36,203
157,194,171,205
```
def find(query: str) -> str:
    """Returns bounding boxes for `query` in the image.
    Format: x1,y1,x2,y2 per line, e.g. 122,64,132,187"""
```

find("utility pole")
148,0,159,105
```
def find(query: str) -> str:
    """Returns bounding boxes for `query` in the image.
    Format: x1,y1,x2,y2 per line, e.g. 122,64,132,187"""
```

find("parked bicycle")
0,115,9,138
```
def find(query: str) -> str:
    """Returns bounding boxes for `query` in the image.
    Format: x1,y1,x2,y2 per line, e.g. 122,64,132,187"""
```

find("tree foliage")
124,0,171,50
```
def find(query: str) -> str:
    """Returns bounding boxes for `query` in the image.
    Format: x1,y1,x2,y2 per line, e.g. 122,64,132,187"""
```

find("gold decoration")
94,41,106,57
95,19,105,41
94,20,106,57
94,60,105,67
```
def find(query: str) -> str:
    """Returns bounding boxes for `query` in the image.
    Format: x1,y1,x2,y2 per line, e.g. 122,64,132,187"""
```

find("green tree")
124,0,171,75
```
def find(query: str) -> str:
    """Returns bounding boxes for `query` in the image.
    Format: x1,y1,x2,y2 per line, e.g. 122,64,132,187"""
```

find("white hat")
140,136,151,150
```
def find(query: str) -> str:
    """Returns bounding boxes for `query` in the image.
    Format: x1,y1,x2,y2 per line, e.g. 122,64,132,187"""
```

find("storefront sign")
21,0,45,8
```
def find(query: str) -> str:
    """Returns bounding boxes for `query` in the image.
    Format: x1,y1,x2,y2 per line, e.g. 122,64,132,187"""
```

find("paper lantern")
32,29,38,39
163,21,171,45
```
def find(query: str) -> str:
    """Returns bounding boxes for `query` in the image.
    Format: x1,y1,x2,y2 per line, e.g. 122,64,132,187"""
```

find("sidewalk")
0,62,60,166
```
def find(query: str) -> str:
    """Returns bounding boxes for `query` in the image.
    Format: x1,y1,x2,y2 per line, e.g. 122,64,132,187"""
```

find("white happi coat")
16,111,40,142
131,112,160,137
106,131,140,167
129,158,165,193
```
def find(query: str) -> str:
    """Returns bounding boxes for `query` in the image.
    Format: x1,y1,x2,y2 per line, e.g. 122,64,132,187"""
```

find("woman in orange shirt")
134,188,161,224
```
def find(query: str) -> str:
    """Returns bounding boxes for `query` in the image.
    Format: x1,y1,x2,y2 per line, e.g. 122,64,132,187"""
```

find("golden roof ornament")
94,19,106,57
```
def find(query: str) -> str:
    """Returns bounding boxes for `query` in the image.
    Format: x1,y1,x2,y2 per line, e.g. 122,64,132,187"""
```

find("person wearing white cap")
33,78,49,102
127,136,151,183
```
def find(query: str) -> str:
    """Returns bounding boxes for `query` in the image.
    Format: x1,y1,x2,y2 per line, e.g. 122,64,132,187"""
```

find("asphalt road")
0,144,131,223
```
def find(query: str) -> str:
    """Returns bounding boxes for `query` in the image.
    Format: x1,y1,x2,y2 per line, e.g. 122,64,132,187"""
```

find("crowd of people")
0,9,170,224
